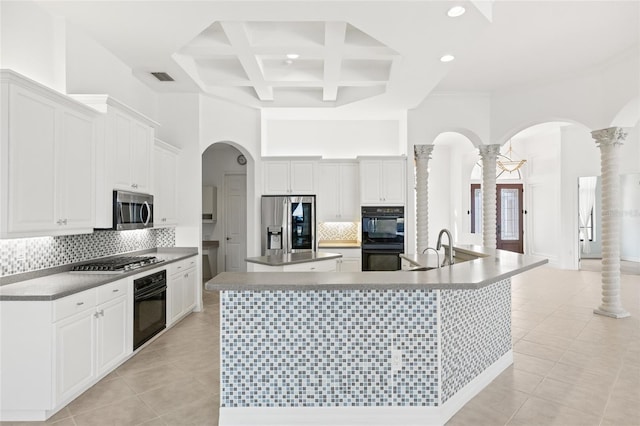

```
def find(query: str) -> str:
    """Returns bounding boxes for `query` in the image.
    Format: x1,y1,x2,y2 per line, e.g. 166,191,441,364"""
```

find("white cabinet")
263,158,318,194
0,278,130,420
318,162,360,222
202,186,217,222
154,139,180,226
71,95,159,229
318,248,361,272
359,158,406,205
167,257,198,325
0,70,97,238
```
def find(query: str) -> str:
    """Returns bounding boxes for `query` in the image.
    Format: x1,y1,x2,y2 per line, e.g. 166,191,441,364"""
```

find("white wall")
199,95,261,256
0,1,65,91
264,119,403,158
65,23,158,120
491,49,640,142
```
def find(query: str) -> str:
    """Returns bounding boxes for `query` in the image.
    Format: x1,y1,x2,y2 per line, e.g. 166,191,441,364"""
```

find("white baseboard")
219,351,513,426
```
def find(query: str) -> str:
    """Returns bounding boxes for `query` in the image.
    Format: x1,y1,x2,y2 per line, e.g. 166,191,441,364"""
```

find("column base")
593,307,630,319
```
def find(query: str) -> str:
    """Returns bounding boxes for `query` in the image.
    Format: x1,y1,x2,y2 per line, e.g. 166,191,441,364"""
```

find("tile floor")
4,265,639,426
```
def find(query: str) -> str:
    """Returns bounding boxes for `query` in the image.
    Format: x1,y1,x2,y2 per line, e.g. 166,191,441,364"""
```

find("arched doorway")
201,142,250,280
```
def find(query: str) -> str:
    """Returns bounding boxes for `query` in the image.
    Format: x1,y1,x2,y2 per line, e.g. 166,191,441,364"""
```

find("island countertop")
206,245,548,291
245,251,342,266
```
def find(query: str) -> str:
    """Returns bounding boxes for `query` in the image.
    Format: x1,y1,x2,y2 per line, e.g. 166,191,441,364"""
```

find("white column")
478,145,501,249
592,127,629,319
414,144,434,253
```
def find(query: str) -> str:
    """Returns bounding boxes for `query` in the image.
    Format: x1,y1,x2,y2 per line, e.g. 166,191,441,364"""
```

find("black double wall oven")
361,206,405,271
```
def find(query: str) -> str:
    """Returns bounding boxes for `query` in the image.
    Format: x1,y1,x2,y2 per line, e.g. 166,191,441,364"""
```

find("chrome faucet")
421,247,441,269
436,229,454,267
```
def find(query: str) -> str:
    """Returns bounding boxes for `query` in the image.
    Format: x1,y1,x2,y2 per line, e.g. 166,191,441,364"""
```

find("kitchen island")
245,251,342,272
206,246,547,426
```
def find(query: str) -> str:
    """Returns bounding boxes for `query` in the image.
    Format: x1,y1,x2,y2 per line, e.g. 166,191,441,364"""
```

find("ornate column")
592,127,629,318
414,144,434,253
478,145,501,249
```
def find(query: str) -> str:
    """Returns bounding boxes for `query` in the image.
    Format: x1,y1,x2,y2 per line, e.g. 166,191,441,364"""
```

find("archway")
201,142,252,280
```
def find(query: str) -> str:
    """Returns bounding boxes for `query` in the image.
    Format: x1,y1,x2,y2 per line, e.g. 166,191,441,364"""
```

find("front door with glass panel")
470,183,524,253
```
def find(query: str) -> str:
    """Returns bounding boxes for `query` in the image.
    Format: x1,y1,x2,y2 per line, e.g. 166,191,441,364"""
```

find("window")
470,184,482,233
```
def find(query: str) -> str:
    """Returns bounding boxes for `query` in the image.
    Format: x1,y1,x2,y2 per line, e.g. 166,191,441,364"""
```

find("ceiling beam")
323,22,347,102
220,22,274,101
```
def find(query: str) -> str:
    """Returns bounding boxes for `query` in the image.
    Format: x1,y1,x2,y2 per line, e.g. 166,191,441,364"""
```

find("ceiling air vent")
151,72,174,82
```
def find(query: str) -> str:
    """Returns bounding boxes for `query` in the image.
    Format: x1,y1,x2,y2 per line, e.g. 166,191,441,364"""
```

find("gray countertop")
245,251,342,266
0,247,198,301
206,245,548,291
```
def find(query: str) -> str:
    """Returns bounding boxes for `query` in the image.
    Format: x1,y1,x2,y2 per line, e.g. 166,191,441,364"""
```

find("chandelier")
497,140,526,174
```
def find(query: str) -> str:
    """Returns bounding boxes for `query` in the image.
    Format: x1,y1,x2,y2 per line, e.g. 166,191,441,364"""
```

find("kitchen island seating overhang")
206,245,548,426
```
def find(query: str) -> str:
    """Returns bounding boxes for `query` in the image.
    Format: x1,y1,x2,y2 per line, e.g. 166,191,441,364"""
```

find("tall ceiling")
36,1,640,111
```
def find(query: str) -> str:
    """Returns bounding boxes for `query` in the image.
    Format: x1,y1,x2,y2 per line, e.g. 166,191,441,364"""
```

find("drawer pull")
112,289,119,293
76,302,84,306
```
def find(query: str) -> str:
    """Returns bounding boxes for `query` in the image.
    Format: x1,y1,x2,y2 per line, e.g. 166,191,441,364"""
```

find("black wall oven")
133,270,166,350
361,206,404,271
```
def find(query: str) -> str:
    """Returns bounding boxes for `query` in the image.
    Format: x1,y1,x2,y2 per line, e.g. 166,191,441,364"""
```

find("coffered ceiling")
35,1,640,111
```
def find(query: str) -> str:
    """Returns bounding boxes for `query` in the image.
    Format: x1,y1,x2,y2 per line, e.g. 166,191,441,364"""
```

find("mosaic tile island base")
207,246,547,426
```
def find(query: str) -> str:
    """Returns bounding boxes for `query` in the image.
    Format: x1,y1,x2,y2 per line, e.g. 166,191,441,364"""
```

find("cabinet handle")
112,289,119,293
94,312,100,319
57,219,62,225
100,310,105,317
76,302,84,306
62,219,67,225
184,273,188,278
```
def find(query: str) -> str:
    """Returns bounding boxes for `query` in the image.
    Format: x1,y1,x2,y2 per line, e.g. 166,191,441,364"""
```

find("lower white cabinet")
248,258,338,272
0,278,131,421
318,248,361,272
168,258,198,325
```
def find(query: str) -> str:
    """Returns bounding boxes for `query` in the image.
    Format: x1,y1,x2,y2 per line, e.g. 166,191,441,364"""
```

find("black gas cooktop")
71,256,164,273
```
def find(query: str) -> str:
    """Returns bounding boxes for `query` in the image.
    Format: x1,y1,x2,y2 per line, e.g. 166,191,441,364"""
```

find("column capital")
592,127,627,148
478,144,501,158
414,144,434,160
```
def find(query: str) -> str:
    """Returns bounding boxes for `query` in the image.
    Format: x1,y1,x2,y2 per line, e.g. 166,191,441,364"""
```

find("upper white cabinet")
263,158,318,194
0,70,97,238
359,157,406,205
318,162,360,222
154,139,180,227
71,95,159,229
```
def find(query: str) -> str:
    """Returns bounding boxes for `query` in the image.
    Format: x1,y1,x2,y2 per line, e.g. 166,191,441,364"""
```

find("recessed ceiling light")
440,54,455,63
286,53,299,60
447,6,466,17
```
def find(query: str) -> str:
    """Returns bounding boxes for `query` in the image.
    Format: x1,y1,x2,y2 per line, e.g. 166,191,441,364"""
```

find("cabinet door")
339,163,360,221
318,163,341,221
381,160,405,204
290,161,316,194
130,121,152,192
359,161,383,204
263,161,290,194
182,267,197,313
112,111,133,190
154,146,178,226
6,85,57,234
55,310,95,403
168,272,184,325
58,109,94,230
340,258,361,272
96,296,129,376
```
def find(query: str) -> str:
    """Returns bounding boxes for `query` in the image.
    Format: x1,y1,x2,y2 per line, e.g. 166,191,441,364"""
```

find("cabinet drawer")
97,279,128,305
169,257,197,276
54,289,96,322
284,260,336,272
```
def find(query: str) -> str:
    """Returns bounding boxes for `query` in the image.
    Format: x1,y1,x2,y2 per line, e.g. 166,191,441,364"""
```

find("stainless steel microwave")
112,190,153,230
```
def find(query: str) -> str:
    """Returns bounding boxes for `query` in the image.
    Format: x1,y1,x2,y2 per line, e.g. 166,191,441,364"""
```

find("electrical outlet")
15,240,26,261
391,349,403,372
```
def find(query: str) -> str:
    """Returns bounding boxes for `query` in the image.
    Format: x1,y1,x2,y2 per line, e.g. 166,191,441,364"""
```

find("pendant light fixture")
497,140,526,174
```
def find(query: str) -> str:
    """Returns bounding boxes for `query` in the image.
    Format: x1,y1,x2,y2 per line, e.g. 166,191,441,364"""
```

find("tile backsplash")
0,228,175,277
317,222,360,241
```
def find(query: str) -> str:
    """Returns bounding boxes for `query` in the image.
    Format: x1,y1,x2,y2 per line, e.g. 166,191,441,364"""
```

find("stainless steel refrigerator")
261,195,316,256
